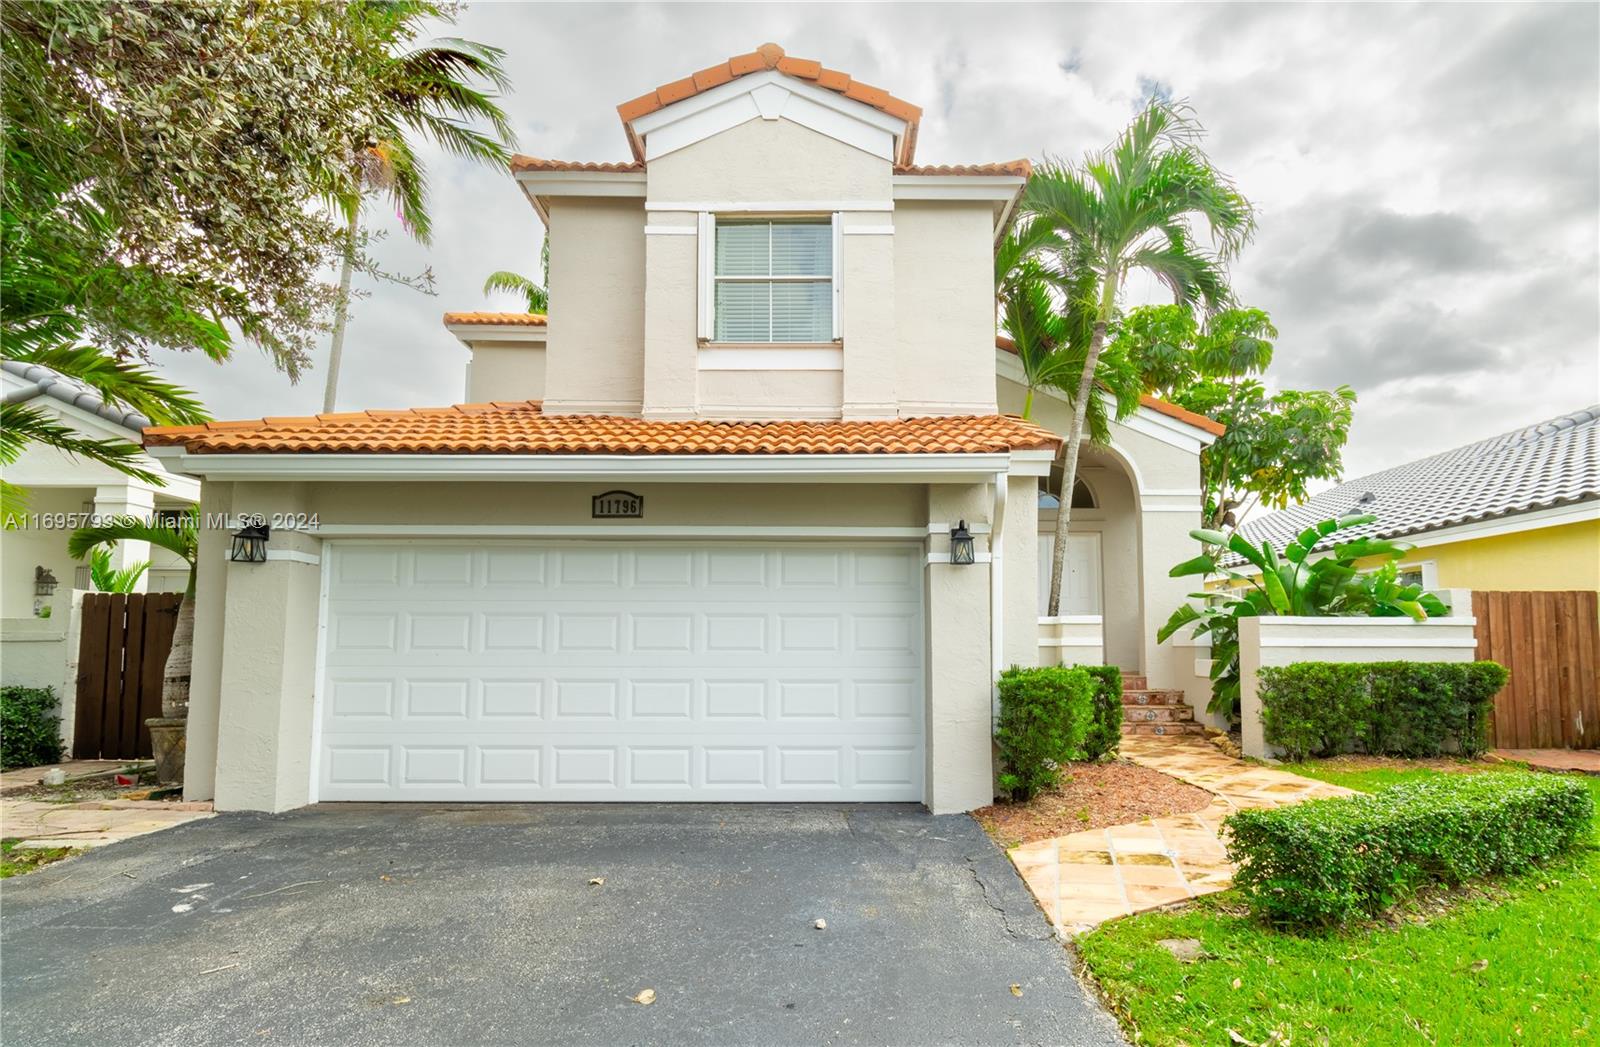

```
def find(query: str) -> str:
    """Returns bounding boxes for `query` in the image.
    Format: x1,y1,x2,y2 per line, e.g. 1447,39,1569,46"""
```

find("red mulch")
973,760,1213,848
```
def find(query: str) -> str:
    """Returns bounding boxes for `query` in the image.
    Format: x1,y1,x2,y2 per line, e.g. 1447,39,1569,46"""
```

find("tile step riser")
1120,723,1207,736
1123,692,1189,706
1122,707,1195,723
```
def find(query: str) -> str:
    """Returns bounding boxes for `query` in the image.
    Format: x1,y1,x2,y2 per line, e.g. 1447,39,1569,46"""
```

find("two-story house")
148,44,1219,815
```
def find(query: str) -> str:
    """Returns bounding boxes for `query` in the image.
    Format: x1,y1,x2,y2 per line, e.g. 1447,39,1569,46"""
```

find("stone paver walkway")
1496,748,1600,775
1,797,213,849
1009,736,1355,936
0,761,131,796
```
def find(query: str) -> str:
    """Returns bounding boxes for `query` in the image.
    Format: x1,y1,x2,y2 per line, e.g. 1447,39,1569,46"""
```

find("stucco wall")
1002,474,1039,669
924,483,995,813
646,117,890,203
3,487,88,619
467,343,546,404
542,198,646,414
1238,616,1479,758
697,370,843,419
184,481,233,802
196,478,1008,814
894,202,998,415
1369,518,1600,593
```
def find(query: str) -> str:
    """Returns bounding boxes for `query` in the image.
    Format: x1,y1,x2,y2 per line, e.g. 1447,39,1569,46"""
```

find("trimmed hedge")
1076,664,1124,760
1227,773,1593,928
1,686,64,770
995,665,1095,800
1260,661,1508,761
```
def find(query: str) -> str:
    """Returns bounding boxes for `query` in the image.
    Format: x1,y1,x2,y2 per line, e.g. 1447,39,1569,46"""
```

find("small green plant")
1226,772,1592,928
1158,512,1451,721
994,665,1095,801
1075,664,1124,760
1,686,64,769
1260,661,1508,760
88,547,150,593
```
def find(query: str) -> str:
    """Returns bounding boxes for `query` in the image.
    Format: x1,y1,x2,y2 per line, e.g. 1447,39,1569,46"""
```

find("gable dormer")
484,44,1026,423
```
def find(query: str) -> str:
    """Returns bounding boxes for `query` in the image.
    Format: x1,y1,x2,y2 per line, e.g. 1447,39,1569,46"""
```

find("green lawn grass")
1077,768,1600,1046
0,838,74,878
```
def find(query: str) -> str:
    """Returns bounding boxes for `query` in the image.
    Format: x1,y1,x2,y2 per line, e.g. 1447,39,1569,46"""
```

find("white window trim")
698,212,841,346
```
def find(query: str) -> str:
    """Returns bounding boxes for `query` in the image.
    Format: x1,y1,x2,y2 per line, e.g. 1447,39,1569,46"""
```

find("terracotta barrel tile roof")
994,335,1226,436
895,160,1032,178
618,42,923,165
509,156,644,174
144,402,1062,457
442,311,549,327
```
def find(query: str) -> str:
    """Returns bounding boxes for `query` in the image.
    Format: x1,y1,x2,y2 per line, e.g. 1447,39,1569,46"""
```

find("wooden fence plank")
120,593,146,760
137,593,180,758
73,595,111,759
1480,589,1600,751
100,593,127,761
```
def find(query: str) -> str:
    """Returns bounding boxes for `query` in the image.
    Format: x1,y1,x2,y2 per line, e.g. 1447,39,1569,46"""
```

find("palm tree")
322,3,515,412
481,239,550,313
1023,101,1255,614
88,548,150,594
68,509,199,721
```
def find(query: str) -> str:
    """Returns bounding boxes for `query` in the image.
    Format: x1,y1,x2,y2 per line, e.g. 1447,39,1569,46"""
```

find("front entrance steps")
1119,673,1205,737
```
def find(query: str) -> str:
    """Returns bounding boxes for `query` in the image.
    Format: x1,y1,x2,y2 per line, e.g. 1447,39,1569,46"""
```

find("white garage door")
316,541,925,802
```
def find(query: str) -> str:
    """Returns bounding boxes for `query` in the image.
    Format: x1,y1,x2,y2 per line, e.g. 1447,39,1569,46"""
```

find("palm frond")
67,507,198,563
0,403,163,485
5,344,210,425
482,270,547,313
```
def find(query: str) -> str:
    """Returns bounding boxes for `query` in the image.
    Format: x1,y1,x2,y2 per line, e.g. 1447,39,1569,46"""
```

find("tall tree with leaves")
1023,102,1256,614
1114,304,1357,528
322,3,515,411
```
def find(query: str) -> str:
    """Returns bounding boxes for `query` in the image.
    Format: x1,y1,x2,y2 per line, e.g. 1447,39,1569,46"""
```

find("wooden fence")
1474,590,1600,750
72,592,181,760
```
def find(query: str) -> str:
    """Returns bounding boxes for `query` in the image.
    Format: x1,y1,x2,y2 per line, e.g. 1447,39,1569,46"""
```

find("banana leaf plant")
1157,512,1450,720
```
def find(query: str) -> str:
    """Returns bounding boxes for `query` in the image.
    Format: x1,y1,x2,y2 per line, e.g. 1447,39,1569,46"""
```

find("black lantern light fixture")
230,521,271,563
949,520,976,566
33,565,59,598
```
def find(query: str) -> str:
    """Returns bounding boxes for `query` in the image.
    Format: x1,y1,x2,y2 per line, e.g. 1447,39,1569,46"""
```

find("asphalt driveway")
1,804,1123,1046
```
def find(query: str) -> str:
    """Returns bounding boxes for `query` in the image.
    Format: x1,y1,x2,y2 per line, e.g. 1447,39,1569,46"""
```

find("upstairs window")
712,217,835,342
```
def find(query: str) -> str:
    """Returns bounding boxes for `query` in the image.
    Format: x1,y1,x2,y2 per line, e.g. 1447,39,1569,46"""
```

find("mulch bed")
973,760,1213,848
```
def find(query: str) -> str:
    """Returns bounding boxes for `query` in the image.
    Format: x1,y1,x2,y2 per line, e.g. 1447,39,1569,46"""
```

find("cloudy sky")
158,1,1600,480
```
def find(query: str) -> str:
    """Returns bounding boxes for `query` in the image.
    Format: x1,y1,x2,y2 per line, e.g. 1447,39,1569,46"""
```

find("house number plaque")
591,490,644,519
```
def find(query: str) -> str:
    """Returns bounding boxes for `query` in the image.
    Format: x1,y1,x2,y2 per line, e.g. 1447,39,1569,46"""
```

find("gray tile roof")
1,360,150,432
1231,404,1600,560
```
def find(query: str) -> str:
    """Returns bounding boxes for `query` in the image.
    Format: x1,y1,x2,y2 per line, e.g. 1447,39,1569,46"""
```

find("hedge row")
1078,664,1124,761
1226,772,1592,927
1,686,63,770
994,664,1126,800
1259,660,1508,760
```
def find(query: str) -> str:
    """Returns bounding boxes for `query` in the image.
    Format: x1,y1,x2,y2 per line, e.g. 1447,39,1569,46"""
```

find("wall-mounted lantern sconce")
230,522,271,563
949,520,976,566
34,565,59,598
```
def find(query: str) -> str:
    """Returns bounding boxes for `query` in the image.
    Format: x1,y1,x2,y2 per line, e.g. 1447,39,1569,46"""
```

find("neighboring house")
1,362,199,619
1233,405,1600,593
147,43,1219,815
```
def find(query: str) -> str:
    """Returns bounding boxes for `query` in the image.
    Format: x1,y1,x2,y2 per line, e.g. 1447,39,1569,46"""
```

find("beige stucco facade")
170,52,1220,818
184,478,1016,815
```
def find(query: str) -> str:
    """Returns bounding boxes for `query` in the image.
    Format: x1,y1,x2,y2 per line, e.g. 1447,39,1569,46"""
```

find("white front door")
316,541,925,802
1037,533,1103,616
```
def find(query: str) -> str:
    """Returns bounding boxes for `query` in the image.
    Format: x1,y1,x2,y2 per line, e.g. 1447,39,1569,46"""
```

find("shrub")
1259,660,1508,761
1226,772,1592,928
1075,664,1124,760
1,686,64,770
995,665,1095,800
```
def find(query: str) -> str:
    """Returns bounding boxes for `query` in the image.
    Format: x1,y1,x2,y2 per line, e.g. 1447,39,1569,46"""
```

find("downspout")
990,469,1008,722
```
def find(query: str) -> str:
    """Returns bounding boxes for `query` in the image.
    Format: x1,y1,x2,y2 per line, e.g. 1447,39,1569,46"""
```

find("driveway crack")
965,855,1052,942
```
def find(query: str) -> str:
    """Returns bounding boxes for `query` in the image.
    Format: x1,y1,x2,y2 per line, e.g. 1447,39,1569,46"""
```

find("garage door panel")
318,542,924,802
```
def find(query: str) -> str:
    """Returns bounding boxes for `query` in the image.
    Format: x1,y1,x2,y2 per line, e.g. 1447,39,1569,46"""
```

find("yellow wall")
1383,519,1600,592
